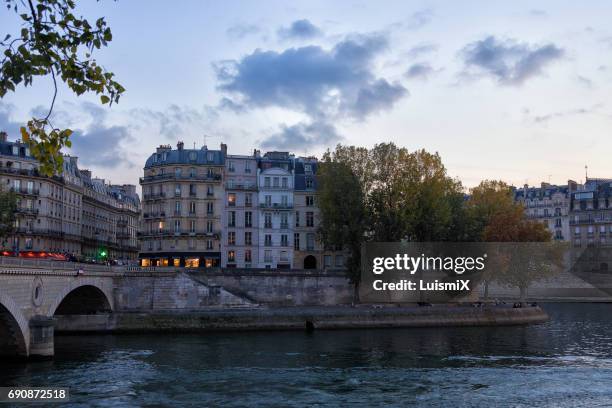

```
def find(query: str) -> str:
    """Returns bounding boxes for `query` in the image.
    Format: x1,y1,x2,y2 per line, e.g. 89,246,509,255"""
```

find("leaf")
19,126,29,142
100,95,110,104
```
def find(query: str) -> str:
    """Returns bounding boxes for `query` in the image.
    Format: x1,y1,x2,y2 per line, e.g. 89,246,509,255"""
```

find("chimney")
0,131,7,142
220,142,227,156
568,180,577,193
177,141,184,150
541,182,550,189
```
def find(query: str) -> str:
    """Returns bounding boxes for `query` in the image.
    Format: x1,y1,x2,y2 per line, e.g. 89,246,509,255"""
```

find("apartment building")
514,181,576,241
570,178,612,248
139,142,225,267
0,131,140,260
257,152,294,269
222,152,259,268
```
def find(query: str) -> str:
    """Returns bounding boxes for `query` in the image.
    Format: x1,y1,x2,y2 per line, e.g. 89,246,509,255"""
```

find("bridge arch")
0,292,29,358
49,280,114,316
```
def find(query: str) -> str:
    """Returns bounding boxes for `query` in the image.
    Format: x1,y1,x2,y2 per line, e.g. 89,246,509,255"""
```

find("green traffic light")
100,250,107,257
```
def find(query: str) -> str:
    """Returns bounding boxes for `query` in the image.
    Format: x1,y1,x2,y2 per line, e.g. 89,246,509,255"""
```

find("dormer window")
207,152,214,162
189,151,197,161
304,164,312,173
162,152,168,161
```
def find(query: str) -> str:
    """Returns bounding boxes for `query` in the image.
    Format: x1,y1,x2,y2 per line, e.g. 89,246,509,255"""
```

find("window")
25,238,33,249
305,178,313,189
207,202,214,214
228,231,236,245
282,177,288,188
189,152,197,161
281,213,288,229
188,239,195,249
280,251,288,262
175,184,181,197
245,161,251,173
304,164,312,173
207,185,214,196
228,211,236,227
264,250,272,263
189,184,197,196
306,212,314,227
264,177,271,187
294,233,300,250
245,231,252,245
306,196,314,206
185,258,199,268
245,211,252,228
207,220,213,233
190,220,196,233
175,167,181,177
228,250,235,262
281,234,288,247
281,195,288,206
245,249,252,262
189,201,196,214
264,213,272,228
265,195,272,206
175,201,181,215
265,234,272,246
324,255,332,267
335,255,344,267
228,161,235,172
228,193,236,206
174,219,181,233
207,152,214,162
245,193,252,207
307,233,315,251
206,240,213,250
273,177,279,187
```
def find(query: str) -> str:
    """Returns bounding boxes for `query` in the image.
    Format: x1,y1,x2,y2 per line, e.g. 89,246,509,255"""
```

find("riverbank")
54,305,548,333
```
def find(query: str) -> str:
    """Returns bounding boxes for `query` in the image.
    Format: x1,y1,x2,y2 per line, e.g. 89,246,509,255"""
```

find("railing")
140,173,222,183
225,182,257,191
138,230,220,238
259,203,293,210
142,192,166,200
10,186,39,195
15,208,39,216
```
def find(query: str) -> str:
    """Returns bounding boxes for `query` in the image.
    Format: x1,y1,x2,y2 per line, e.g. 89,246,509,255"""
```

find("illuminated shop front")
139,252,220,268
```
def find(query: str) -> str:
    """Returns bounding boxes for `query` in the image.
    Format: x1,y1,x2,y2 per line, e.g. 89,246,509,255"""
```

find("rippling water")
3,304,612,407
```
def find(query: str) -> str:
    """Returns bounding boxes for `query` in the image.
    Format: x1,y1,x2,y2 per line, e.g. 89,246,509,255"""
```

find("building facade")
139,142,225,267
0,131,140,261
221,152,259,268
570,178,612,248
514,181,576,242
257,152,295,269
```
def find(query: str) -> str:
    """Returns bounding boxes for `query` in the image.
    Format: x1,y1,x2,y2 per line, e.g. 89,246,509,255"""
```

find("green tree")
1,0,124,175
0,185,17,247
317,153,368,301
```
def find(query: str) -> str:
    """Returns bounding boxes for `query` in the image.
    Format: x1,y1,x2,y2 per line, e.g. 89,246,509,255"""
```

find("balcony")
259,203,293,210
117,219,128,227
140,173,222,184
15,208,39,216
142,192,166,200
225,182,257,191
10,186,39,196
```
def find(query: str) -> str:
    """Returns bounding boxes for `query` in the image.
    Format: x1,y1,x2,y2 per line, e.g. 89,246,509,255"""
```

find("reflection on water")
2,304,612,407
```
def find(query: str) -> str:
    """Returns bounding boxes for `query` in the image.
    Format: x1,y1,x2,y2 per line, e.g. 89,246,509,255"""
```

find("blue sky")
1,0,611,188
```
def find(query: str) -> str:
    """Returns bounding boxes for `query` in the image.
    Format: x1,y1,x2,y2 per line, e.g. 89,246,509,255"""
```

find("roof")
144,148,225,168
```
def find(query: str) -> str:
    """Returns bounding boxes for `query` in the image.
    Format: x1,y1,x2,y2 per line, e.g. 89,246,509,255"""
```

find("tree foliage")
1,0,124,175
0,185,17,244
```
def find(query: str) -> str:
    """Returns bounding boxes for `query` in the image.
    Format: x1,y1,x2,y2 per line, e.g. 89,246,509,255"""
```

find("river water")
2,303,612,407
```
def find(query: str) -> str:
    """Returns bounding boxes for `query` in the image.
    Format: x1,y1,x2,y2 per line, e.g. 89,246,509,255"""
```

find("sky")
1,0,612,189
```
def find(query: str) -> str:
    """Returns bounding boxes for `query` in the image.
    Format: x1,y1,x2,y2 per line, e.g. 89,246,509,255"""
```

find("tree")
1,0,124,175
0,185,17,247
485,204,563,302
317,157,367,301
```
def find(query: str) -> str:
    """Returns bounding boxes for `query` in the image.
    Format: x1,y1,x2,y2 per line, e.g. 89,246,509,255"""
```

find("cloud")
260,120,342,151
215,33,407,121
525,104,602,124
277,19,322,40
405,43,438,59
405,62,436,80
67,103,134,168
529,9,548,17
131,104,218,140
405,9,434,30
0,102,22,138
226,23,261,40
460,36,564,86
576,75,593,88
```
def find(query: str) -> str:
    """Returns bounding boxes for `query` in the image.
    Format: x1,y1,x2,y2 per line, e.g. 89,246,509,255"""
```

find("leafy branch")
1,0,124,175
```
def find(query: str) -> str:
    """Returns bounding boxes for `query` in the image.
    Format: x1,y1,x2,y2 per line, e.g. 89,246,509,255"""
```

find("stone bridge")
0,258,118,359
